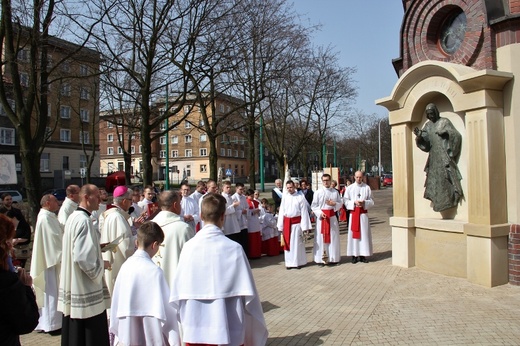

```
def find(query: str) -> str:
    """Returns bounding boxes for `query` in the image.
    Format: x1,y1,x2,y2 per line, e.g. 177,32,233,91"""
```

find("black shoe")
328,262,339,266
317,263,325,267
286,267,292,270
351,256,359,264
48,329,62,336
360,256,369,263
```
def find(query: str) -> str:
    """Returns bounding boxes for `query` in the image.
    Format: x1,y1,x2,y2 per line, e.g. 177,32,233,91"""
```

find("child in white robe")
170,193,268,346
109,222,180,346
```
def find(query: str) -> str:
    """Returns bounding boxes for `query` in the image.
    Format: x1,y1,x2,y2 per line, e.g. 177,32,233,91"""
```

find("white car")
0,190,23,203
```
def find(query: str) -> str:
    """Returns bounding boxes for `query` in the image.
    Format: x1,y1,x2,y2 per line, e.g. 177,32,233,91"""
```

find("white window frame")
185,149,192,157
20,73,29,87
227,149,232,157
200,133,207,142
0,128,15,145
160,136,166,144
131,146,135,154
60,129,71,142
80,109,89,122
220,148,226,156
107,121,114,128
159,150,166,158
200,148,207,156
80,131,90,144
185,121,191,129
80,87,89,100
107,134,114,142
171,135,178,144
185,134,192,143
107,147,114,155
60,106,71,119
61,83,71,96
40,153,50,172
172,150,178,158
200,164,207,173
118,147,123,154
80,64,89,76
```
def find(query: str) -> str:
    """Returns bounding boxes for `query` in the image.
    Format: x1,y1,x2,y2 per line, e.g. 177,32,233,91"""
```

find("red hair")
0,214,15,270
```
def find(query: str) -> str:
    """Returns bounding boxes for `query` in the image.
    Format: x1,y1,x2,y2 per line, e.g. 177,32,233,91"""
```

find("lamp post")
378,117,384,178
259,116,265,192
165,87,169,190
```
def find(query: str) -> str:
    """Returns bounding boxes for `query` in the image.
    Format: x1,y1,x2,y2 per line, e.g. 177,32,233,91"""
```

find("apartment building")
99,94,250,184
0,30,101,189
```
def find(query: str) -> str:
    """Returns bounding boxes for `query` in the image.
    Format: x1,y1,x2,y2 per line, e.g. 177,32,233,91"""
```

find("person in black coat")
0,214,39,346
299,179,313,206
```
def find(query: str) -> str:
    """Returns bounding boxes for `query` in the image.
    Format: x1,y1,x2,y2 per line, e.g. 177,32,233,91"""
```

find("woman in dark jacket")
0,214,39,346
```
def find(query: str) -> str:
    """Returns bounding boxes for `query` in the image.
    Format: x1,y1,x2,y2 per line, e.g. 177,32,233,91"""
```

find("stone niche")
377,60,512,287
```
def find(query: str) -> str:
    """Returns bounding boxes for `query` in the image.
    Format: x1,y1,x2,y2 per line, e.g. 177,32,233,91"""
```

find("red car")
382,174,393,187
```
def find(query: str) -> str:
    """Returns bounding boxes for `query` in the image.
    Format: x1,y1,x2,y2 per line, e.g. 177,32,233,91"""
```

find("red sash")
283,215,301,251
351,207,367,239
320,209,336,244
247,198,259,209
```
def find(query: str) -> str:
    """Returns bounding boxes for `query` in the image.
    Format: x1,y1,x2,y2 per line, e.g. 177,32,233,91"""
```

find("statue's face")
426,108,439,122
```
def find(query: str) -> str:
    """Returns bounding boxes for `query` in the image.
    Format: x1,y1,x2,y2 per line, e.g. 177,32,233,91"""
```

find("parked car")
43,188,67,203
0,189,24,203
382,174,393,187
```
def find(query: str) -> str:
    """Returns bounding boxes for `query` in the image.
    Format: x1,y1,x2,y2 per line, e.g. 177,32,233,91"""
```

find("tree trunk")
19,143,42,227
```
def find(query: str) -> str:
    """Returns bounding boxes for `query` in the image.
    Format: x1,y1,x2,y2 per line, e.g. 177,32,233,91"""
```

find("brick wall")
509,224,520,285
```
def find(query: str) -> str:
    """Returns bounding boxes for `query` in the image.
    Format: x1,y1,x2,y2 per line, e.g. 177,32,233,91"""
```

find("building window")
233,136,238,143
62,156,69,170
139,145,142,153
17,49,29,61
80,87,89,100
79,154,87,168
227,149,232,157
108,147,114,155
80,109,89,122
219,104,225,113
234,150,238,157
200,164,207,173
60,106,71,119
200,134,207,142
20,73,29,87
80,131,89,144
200,148,207,156
61,61,70,72
185,121,191,129
241,150,245,158
45,127,52,139
118,134,123,142
159,150,166,158
199,119,205,126
60,129,71,142
220,148,226,156
160,121,166,130
118,147,123,154
184,105,190,114
0,99,15,116
107,134,114,142
185,135,192,143
131,146,135,154
108,162,114,172
185,149,192,157
172,150,178,158
107,121,114,128
160,136,166,145
0,128,15,145
171,135,178,144
80,64,89,76
61,83,71,96
40,153,50,172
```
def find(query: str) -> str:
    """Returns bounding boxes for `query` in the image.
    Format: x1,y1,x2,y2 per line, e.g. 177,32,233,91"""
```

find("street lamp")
378,117,384,177
165,87,169,189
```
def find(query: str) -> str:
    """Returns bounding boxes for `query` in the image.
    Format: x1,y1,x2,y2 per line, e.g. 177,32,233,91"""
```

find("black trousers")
61,311,109,346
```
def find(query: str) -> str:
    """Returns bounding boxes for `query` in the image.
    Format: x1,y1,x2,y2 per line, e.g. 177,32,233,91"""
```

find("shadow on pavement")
267,329,332,345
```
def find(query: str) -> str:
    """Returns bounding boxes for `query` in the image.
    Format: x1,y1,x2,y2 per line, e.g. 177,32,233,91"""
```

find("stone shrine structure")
377,0,520,287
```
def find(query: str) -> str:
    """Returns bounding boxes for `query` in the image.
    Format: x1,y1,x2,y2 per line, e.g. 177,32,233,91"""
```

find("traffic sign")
225,168,233,176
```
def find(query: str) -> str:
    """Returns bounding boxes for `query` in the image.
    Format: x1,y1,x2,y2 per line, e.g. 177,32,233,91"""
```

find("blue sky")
291,0,404,117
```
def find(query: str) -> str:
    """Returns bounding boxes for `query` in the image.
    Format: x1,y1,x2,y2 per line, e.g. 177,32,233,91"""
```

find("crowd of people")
0,170,374,345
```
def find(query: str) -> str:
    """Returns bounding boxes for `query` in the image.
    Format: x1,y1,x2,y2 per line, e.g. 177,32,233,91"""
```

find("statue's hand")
413,127,421,136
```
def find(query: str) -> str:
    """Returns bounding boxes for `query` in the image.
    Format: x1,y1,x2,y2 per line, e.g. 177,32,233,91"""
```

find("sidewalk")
20,188,520,345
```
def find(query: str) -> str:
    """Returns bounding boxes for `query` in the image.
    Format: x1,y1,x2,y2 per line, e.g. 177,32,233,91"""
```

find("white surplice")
152,210,195,287
30,208,63,332
222,192,240,236
110,250,180,346
344,182,375,256
179,195,200,231
170,224,268,346
311,187,343,264
276,191,312,268
57,197,78,228
100,207,135,295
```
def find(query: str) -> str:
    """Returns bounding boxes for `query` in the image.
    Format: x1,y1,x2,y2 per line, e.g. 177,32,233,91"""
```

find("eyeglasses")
322,179,330,182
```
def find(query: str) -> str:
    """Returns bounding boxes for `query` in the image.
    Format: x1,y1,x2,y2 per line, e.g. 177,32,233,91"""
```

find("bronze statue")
413,103,463,212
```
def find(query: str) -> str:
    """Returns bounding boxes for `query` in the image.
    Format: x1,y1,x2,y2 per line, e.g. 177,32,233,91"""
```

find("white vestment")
189,190,203,205
58,197,78,228
222,192,240,236
110,250,180,346
311,187,343,263
58,209,110,319
179,195,200,231
30,208,63,332
100,207,135,295
232,193,249,230
170,224,268,346
91,203,107,233
344,182,375,256
260,212,278,241
152,210,195,287
277,191,312,268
